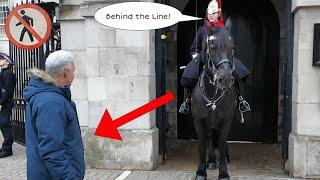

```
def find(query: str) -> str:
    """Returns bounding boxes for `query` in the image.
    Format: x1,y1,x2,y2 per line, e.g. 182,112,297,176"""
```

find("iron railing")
9,0,60,145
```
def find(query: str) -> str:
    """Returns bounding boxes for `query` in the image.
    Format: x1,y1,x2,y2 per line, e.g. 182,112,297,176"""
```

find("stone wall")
289,134,320,178
58,0,159,170
289,0,320,178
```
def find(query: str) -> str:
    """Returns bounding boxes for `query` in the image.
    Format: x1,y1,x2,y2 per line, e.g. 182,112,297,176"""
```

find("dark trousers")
0,110,13,153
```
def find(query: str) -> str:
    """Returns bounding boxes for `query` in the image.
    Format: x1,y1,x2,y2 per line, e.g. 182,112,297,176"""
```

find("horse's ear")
225,17,232,33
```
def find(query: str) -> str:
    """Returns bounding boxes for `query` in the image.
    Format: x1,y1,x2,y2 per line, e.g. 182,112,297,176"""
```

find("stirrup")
179,99,190,114
238,96,250,124
240,101,250,112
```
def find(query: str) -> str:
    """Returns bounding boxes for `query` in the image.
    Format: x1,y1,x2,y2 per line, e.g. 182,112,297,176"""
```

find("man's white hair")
45,50,75,78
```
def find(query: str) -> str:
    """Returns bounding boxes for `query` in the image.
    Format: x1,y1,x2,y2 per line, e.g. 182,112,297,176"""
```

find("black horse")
191,18,236,180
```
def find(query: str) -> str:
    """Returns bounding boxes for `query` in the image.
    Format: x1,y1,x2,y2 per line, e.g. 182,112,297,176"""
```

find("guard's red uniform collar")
205,18,224,28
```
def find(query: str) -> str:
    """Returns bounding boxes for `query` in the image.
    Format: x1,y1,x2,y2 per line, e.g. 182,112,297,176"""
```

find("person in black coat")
179,0,250,122
0,53,16,158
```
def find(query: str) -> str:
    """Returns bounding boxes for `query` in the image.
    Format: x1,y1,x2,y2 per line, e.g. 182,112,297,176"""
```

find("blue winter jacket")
23,69,85,180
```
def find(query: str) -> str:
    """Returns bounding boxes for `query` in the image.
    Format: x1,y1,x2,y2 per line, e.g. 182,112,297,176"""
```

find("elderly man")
0,53,16,158
23,50,85,179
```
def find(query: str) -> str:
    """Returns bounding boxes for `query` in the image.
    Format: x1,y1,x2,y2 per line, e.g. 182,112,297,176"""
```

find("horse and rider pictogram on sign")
5,3,52,50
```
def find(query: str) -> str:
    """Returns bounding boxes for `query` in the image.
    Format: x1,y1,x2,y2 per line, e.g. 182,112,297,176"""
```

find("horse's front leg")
195,130,208,180
207,129,217,170
218,132,230,180
196,135,207,180
226,144,231,163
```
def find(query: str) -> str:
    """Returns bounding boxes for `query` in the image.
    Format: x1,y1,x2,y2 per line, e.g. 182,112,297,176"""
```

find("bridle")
199,34,235,111
206,35,235,75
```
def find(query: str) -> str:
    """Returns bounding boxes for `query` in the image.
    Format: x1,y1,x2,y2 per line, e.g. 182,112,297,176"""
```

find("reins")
198,34,235,111
199,70,225,111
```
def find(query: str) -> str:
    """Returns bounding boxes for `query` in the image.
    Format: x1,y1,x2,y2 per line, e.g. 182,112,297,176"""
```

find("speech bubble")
94,2,202,30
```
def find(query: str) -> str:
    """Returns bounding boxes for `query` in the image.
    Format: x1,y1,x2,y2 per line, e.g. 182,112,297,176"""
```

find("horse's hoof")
207,162,217,170
218,174,230,180
195,175,207,180
218,178,230,180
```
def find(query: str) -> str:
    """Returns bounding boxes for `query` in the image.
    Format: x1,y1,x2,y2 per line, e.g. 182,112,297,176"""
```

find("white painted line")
115,171,132,180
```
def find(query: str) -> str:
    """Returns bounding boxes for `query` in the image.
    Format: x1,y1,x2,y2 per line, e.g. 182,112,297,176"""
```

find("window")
0,0,9,34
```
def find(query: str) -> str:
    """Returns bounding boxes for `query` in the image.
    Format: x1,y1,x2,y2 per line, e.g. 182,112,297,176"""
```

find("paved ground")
0,136,304,180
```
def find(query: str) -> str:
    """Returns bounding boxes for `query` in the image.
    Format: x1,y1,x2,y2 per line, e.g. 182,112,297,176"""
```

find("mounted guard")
179,0,251,124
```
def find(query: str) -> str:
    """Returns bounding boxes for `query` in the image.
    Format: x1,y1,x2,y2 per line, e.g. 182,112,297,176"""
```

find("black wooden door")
224,0,279,143
177,0,279,143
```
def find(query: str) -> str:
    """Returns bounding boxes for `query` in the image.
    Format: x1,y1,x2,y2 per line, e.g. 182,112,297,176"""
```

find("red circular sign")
5,4,52,49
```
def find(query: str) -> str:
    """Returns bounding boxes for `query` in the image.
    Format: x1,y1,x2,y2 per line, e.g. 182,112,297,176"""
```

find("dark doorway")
177,0,279,143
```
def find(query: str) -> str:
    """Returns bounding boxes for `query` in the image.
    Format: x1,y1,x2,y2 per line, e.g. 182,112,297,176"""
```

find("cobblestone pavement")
0,138,302,180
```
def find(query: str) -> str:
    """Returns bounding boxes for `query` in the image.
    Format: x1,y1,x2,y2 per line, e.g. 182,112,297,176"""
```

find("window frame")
0,0,9,35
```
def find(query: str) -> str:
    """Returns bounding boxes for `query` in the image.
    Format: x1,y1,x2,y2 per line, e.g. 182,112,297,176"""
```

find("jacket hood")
23,68,71,102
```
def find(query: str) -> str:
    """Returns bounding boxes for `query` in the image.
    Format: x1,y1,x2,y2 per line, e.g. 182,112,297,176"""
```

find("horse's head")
204,18,235,91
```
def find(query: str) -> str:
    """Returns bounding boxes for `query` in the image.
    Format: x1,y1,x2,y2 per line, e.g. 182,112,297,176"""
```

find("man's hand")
0,105,2,111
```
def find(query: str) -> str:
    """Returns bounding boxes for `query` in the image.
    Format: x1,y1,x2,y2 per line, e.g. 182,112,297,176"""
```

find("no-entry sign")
5,4,52,49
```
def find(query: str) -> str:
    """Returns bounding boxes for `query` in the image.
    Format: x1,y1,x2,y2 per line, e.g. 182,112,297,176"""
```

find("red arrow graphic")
94,92,175,141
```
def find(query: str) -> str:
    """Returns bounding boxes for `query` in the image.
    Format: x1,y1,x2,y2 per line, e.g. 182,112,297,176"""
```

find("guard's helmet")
207,0,221,14
0,53,14,65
